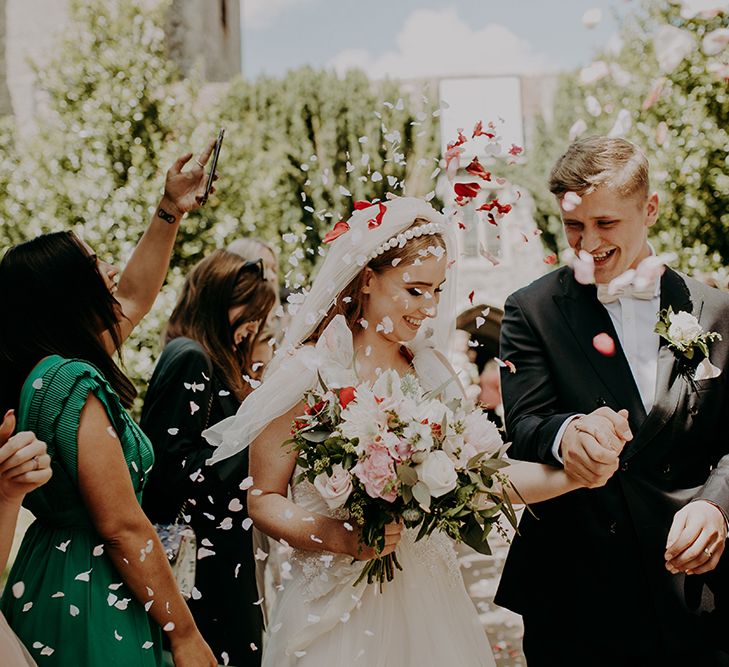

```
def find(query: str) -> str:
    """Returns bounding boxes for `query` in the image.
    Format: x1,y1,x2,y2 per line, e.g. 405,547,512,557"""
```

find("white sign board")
438,76,525,160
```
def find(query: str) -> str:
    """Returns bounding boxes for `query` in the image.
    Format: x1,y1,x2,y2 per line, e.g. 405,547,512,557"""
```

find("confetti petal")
593,333,616,357
323,221,350,244
228,498,243,512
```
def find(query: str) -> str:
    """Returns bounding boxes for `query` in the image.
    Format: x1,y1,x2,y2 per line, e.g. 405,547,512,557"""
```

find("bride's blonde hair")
307,217,447,343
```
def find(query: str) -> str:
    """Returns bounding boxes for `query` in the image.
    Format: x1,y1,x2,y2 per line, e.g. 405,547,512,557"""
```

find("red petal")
323,220,350,244
508,144,523,156
368,202,387,229
543,253,558,265
452,129,468,147
472,120,495,139
465,157,492,181
468,290,475,304
339,386,357,408
454,182,480,198
592,333,616,357
354,200,372,210
478,198,512,216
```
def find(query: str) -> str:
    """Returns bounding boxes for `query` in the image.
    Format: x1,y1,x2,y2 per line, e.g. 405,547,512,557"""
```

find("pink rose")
352,443,398,503
314,464,353,510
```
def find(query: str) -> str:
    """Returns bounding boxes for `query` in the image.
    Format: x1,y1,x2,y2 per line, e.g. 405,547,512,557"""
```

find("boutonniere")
655,307,723,381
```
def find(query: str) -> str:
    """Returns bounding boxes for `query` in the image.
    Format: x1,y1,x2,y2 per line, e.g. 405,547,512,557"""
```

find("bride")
204,197,623,666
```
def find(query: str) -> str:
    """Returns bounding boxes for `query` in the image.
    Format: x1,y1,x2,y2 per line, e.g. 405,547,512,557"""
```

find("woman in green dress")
0,142,219,667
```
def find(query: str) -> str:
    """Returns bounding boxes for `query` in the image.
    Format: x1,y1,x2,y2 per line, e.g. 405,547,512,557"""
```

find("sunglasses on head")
239,258,265,281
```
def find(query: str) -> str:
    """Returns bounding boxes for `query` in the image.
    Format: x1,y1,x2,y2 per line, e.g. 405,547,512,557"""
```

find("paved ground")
458,533,526,667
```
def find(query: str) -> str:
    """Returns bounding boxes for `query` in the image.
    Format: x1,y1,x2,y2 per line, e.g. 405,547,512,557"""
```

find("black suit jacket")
495,267,729,656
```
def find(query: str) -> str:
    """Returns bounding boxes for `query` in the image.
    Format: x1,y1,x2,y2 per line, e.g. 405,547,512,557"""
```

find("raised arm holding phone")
0,138,221,667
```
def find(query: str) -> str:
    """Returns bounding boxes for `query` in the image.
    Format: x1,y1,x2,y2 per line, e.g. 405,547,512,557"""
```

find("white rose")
668,311,703,344
463,411,503,456
416,450,458,498
313,464,353,510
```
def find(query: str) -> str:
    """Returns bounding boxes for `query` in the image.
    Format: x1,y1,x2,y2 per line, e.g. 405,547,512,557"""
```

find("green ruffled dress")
0,356,162,666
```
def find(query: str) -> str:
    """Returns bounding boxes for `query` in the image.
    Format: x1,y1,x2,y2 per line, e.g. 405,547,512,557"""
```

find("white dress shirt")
551,288,661,461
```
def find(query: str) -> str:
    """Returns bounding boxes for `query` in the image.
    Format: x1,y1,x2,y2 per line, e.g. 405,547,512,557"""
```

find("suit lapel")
554,271,648,430
624,268,701,460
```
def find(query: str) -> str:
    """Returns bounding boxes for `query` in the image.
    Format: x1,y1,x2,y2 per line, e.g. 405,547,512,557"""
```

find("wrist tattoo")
157,207,177,224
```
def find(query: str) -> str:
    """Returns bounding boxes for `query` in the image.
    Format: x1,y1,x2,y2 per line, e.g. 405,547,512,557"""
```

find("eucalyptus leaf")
396,464,418,486
301,430,331,443
412,481,431,511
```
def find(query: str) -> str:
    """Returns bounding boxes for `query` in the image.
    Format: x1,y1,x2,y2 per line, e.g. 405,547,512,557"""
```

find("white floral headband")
368,221,445,261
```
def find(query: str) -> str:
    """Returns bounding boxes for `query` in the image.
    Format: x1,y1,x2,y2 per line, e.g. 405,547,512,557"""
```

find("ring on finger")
32,455,39,470
704,547,713,558
195,158,205,168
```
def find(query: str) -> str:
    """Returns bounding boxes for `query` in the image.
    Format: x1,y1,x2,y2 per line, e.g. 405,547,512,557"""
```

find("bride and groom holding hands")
207,135,729,667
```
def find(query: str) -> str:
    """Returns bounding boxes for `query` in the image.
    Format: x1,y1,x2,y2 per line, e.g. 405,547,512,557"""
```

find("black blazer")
141,337,262,667
495,267,729,656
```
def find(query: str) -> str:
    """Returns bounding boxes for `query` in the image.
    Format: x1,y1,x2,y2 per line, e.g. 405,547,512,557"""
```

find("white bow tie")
596,282,657,304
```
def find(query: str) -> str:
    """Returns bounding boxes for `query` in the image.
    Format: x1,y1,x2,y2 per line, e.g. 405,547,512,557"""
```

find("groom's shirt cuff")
551,415,585,464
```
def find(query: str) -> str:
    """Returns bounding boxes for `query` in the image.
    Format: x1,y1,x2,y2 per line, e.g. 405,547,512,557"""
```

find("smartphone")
201,128,225,205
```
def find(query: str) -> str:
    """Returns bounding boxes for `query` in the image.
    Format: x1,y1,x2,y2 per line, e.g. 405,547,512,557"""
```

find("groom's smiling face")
561,184,659,284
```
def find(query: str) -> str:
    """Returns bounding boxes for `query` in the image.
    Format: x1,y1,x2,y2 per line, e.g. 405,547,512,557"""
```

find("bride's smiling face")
361,253,447,343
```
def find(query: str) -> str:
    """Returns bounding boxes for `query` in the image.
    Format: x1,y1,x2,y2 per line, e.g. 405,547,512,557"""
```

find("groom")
495,136,729,666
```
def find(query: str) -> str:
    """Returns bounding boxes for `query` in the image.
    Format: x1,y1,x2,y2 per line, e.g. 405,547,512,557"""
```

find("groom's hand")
665,501,727,575
560,408,632,488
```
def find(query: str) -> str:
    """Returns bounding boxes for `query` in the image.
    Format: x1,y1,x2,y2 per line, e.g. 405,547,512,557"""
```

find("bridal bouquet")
287,370,521,585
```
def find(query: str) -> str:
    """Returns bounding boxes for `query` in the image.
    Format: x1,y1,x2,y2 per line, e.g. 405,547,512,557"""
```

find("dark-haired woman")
141,250,277,666
0,143,219,667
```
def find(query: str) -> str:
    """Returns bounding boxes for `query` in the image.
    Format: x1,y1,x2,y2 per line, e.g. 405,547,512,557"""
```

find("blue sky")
241,0,632,79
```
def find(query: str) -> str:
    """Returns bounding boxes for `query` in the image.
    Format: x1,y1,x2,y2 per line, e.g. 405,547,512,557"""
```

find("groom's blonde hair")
549,136,649,200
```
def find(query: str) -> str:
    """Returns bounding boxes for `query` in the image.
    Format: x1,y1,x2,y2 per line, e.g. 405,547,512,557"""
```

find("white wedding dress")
259,320,497,667
261,481,497,666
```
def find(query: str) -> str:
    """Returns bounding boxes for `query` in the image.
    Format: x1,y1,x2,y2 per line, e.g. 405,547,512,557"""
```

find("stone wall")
166,0,241,82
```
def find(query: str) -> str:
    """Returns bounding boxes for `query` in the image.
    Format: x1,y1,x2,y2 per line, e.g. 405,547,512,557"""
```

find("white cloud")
328,8,552,79
243,0,316,30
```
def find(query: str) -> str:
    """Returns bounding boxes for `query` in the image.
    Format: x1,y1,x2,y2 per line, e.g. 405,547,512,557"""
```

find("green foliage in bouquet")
287,372,524,586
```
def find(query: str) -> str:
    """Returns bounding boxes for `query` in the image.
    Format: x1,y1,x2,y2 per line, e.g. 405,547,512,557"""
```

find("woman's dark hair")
0,231,136,413
165,250,277,401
